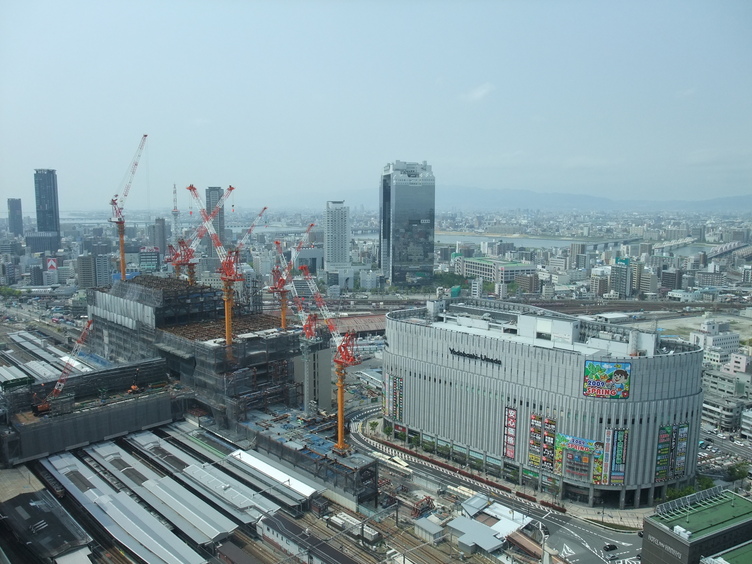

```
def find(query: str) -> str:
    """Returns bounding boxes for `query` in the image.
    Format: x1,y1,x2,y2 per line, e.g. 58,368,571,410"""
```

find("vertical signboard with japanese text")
528,414,542,467
604,429,629,485
674,424,689,478
542,418,557,472
504,407,517,460
655,425,672,482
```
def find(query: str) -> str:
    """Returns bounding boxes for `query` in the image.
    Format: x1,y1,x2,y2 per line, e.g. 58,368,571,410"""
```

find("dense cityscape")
0,159,750,564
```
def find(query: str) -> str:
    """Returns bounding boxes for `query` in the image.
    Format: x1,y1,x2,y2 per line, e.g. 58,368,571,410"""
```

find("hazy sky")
1,1,751,214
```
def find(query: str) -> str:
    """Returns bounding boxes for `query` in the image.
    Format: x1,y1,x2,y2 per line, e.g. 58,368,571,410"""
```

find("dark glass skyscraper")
7,198,23,236
34,169,60,234
379,161,435,285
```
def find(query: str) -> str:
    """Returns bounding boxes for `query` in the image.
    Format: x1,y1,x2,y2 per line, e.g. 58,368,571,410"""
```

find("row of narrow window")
405,371,694,424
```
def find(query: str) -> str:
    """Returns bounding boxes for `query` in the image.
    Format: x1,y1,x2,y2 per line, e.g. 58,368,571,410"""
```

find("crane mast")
168,185,236,285
109,134,148,281
269,224,314,331
186,185,267,361
295,262,360,454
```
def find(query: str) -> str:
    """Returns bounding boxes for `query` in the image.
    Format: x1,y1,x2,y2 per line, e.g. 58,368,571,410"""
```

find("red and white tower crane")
296,264,359,454
269,224,315,331
187,184,267,360
166,185,236,285
32,320,94,415
109,134,148,281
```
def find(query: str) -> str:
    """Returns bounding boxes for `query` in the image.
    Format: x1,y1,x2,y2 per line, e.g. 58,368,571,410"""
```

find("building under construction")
0,274,376,507
85,275,310,422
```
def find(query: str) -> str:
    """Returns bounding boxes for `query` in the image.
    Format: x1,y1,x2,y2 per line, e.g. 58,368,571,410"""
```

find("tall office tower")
34,169,60,233
379,160,435,285
153,217,168,255
7,199,23,236
205,187,225,257
33,169,61,252
95,254,112,287
324,200,351,270
77,254,97,288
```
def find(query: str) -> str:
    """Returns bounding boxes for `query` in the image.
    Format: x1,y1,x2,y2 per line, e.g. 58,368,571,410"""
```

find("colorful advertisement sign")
529,414,542,466
655,426,672,482
583,361,631,399
604,429,629,485
674,424,689,478
504,407,517,460
554,433,605,484
542,418,557,472
392,376,404,420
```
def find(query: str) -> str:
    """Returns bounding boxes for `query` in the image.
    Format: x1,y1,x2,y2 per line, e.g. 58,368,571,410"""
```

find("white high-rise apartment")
324,200,351,270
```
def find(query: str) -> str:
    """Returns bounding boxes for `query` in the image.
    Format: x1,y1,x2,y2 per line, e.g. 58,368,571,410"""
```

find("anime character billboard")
583,361,631,399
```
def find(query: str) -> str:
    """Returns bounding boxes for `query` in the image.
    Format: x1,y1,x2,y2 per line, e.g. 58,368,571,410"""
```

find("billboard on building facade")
603,428,629,485
583,361,631,399
554,433,605,484
504,407,517,460
528,413,542,467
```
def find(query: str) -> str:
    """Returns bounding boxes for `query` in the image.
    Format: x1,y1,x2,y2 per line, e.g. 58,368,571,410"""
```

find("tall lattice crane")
187,185,267,360
166,185,236,285
268,224,315,331
109,134,148,281
32,320,94,415
296,264,360,454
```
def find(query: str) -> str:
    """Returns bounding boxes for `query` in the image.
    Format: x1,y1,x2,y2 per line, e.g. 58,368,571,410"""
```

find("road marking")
560,543,575,557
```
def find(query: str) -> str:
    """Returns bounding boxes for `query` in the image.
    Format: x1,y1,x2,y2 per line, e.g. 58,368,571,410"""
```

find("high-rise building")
153,217,168,256
7,198,23,237
205,187,225,257
34,169,60,234
609,259,632,298
33,169,61,252
324,200,350,270
379,161,435,285
95,255,111,287
570,242,587,258
77,254,97,289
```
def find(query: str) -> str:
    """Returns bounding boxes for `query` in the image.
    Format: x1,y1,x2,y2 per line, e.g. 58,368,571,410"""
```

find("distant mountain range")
334,186,752,213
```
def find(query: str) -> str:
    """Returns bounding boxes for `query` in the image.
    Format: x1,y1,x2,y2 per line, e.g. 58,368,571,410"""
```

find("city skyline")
1,2,751,213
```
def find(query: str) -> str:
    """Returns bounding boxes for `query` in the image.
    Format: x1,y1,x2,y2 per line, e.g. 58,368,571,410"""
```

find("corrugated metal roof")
42,452,206,564
86,442,236,545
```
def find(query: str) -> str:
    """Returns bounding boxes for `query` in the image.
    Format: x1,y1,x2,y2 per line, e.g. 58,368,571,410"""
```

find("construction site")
1,168,381,514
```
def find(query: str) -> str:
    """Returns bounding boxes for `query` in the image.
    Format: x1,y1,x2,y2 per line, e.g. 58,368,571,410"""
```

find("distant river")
433,232,712,256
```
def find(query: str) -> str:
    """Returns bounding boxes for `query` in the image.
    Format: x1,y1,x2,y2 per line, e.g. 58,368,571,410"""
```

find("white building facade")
383,298,704,509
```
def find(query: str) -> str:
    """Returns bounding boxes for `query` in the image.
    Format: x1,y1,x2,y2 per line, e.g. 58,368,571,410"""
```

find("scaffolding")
255,432,378,506
85,274,304,432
